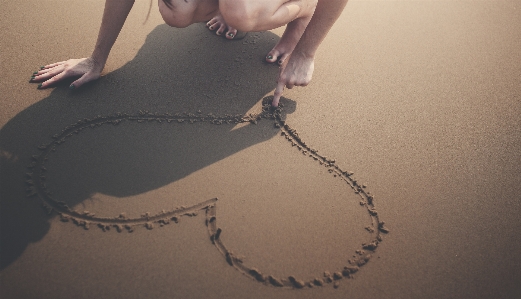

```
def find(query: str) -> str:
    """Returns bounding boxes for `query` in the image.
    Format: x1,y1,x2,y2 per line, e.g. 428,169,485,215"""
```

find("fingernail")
37,83,43,89
40,66,45,70
267,55,273,60
33,71,38,75
29,76,35,82
69,84,75,90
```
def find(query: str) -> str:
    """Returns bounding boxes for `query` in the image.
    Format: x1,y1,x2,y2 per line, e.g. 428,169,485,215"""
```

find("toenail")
227,33,234,37
69,84,75,90
37,83,43,89
209,26,213,30
267,55,273,60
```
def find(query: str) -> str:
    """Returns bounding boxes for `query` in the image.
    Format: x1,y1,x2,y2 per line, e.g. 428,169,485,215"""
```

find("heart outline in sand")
25,101,389,289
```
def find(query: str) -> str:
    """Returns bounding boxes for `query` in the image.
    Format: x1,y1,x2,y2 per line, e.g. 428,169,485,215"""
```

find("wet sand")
1,1,520,298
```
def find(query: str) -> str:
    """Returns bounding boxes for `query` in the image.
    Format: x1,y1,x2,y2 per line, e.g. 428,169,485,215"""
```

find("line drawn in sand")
25,98,389,289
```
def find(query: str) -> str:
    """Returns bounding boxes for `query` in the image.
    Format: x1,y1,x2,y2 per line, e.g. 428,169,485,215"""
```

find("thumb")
69,72,98,90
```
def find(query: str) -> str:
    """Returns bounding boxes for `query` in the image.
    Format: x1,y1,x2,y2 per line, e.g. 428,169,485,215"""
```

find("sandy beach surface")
1,1,520,298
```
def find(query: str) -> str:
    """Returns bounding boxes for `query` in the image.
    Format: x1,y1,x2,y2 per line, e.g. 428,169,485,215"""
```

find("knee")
158,0,193,28
219,0,265,32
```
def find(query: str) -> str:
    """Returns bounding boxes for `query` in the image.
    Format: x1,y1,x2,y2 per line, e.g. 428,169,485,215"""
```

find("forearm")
91,0,135,66
294,0,348,58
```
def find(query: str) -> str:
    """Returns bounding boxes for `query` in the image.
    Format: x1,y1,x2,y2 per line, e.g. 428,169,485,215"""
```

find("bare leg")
159,0,241,39
218,0,317,63
271,0,349,107
265,7,315,65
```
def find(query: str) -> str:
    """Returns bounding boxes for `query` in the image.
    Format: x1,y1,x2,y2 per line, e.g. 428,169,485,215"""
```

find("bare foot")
206,12,238,40
266,6,316,65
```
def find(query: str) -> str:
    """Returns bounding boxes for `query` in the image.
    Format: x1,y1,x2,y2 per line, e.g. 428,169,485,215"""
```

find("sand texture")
1,1,520,299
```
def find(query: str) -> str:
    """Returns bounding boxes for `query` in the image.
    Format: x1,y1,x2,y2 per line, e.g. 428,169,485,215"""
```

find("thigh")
219,0,315,31
159,0,219,27
219,0,294,31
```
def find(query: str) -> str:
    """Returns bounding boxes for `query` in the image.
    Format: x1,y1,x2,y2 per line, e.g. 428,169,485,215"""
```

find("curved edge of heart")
24,101,390,289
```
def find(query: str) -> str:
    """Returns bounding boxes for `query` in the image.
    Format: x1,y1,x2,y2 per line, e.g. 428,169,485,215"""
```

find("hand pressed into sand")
32,58,103,89
31,0,133,89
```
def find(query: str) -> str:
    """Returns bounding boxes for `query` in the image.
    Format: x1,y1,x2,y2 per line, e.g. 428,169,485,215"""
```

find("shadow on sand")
0,23,295,269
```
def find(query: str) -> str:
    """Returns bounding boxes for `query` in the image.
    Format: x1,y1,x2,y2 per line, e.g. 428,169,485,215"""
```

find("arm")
33,0,135,89
272,0,349,106
92,0,136,67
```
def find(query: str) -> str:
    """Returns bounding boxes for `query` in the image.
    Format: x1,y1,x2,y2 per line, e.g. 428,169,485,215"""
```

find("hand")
272,51,315,107
30,57,103,89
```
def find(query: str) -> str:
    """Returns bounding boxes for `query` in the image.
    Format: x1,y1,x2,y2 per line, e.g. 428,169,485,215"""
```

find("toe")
266,50,281,63
216,23,226,35
206,18,218,27
208,21,219,31
277,53,290,65
226,28,238,39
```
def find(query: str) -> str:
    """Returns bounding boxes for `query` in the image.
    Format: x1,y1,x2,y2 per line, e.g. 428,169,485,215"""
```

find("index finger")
272,81,285,107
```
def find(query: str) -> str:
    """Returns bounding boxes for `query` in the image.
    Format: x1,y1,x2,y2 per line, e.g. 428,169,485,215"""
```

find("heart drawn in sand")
25,100,389,289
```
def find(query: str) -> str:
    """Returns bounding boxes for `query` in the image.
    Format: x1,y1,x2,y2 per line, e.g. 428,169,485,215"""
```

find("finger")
70,72,97,89
32,65,65,82
37,68,71,88
272,81,285,107
37,77,56,89
40,61,67,71
294,74,312,87
297,80,310,87
39,64,63,76
33,64,61,78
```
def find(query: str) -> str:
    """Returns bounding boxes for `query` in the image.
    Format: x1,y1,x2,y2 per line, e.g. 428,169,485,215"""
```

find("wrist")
293,40,317,59
88,54,106,72
293,47,316,60
91,48,109,67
